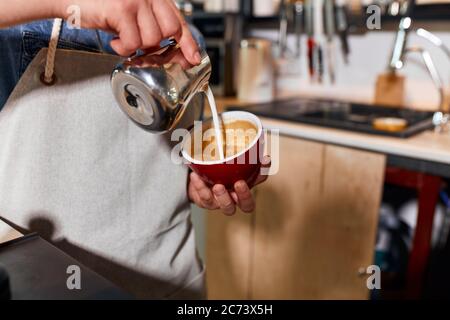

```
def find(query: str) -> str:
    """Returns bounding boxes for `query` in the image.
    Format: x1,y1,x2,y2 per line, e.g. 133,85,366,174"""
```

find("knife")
336,0,350,64
294,0,304,58
313,0,325,83
324,0,336,83
278,0,289,59
305,0,315,79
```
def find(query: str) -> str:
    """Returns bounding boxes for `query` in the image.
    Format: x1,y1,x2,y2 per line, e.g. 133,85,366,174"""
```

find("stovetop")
227,98,435,138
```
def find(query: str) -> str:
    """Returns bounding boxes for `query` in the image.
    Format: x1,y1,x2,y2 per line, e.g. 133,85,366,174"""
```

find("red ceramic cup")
181,111,264,190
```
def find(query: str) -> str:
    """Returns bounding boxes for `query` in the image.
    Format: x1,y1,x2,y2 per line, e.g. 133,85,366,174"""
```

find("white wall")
249,29,450,110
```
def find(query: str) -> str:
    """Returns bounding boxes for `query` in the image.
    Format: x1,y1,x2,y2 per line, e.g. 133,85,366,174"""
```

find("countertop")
214,97,450,166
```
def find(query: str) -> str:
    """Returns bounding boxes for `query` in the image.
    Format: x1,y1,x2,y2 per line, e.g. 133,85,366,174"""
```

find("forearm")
0,0,65,28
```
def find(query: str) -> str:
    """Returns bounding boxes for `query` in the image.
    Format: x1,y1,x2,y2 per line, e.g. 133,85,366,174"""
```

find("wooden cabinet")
206,136,386,299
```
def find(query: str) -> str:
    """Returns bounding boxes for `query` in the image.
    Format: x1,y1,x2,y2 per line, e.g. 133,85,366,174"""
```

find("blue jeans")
0,19,205,110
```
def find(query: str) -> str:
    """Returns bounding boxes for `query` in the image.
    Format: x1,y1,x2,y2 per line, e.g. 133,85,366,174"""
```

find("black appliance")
227,98,436,138
0,234,131,299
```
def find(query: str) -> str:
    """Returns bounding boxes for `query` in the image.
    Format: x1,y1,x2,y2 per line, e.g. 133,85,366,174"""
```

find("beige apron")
0,20,205,299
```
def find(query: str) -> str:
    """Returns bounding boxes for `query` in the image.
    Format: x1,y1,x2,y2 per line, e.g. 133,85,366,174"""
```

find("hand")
57,0,200,62
188,156,271,215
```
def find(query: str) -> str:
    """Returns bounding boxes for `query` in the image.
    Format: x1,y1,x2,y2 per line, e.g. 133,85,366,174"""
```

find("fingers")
190,172,218,210
138,1,163,48
189,173,238,216
212,185,236,216
230,192,239,203
152,0,182,39
254,155,271,186
166,0,201,65
188,178,202,205
110,12,142,56
177,20,201,65
234,181,255,213
189,168,270,215
108,0,195,59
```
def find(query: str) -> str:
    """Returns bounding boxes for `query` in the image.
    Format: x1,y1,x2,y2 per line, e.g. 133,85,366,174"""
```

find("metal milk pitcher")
111,39,211,133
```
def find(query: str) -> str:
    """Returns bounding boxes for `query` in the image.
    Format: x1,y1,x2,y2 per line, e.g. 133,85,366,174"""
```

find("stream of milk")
205,86,225,160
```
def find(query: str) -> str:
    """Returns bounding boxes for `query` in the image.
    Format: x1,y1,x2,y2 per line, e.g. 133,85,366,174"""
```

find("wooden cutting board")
375,72,405,107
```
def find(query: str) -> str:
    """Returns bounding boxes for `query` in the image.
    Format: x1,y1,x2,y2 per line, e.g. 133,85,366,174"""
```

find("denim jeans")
0,19,204,110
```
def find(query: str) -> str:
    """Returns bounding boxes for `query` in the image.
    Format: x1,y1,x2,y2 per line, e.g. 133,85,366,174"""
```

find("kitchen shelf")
241,4,450,33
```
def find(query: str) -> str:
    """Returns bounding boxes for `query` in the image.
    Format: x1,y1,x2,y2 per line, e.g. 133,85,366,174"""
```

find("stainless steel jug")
111,39,212,133
237,39,275,103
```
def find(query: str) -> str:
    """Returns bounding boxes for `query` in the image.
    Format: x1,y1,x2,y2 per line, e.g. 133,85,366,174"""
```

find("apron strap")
42,18,63,85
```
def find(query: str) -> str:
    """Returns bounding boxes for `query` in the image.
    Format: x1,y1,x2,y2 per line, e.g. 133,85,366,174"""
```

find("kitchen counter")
214,97,450,177
260,118,450,164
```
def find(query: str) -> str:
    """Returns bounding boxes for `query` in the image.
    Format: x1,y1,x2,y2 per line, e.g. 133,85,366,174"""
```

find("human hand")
57,0,200,62
188,156,271,215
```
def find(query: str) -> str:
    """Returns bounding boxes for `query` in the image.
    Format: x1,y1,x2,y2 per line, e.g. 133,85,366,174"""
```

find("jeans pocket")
20,31,99,76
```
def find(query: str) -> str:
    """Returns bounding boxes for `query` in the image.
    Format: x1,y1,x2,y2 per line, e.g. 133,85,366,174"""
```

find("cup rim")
181,111,263,165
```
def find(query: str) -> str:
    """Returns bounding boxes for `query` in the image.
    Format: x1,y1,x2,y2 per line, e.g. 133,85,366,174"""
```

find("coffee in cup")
189,119,258,162
181,111,264,189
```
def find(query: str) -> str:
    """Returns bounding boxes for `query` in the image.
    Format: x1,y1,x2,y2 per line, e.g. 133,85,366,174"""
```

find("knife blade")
336,0,350,64
325,0,336,83
313,0,325,83
294,0,304,58
305,0,315,78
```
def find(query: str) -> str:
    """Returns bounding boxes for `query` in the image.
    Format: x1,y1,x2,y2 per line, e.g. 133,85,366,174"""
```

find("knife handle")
308,37,315,77
340,30,350,55
317,45,324,83
336,3,350,63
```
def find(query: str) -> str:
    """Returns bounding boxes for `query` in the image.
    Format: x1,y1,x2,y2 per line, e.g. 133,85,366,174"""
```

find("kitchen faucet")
388,0,415,71
394,39,448,132
387,0,449,132
403,46,445,113
415,28,450,132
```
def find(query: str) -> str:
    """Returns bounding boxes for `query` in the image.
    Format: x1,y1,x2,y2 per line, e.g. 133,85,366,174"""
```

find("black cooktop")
227,98,435,138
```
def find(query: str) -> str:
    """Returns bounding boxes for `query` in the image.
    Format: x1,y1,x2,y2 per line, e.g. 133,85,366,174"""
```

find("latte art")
189,120,258,162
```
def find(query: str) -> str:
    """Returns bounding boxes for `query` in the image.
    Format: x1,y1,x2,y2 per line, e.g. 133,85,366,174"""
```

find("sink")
227,98,435,138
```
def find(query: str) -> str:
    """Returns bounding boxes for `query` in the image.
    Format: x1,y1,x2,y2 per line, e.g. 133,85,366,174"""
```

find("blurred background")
183,0,450,300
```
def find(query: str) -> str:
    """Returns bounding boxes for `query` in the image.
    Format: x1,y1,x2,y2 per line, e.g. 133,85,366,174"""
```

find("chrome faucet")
415,28,450,132
387,0,450,132
388,0,415,71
